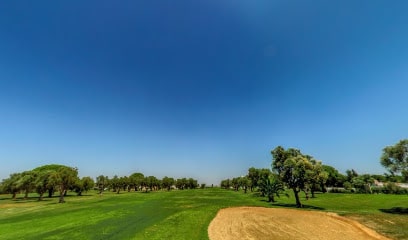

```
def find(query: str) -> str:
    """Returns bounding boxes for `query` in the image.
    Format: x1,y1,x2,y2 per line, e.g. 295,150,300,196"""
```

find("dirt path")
208,207,390,240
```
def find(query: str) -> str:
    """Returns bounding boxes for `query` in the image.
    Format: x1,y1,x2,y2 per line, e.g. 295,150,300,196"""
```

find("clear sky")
1,1,408,185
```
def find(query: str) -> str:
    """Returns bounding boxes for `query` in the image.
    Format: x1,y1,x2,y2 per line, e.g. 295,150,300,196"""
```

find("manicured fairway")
0,189,407,239
0,189,269,240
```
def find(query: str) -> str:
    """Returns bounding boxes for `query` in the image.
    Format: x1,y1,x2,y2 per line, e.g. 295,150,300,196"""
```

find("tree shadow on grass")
271,203,325,210
379,207,408,215
12,198,52,203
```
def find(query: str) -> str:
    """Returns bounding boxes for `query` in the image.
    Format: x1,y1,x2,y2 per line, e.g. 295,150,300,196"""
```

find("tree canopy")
271,146,327,208
381,139,408,178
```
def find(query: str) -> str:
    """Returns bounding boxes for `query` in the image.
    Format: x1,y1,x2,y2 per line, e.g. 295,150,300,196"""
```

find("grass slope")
0,189,407,239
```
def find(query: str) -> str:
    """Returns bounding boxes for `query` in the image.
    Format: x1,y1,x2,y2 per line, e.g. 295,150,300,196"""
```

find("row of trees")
95,174,199,194
0,164,200,203
222,147,328,207
222,139,408,208
0,164,84,203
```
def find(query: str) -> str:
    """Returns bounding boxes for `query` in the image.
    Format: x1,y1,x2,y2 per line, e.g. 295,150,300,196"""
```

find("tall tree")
162,176,175,191
96,175,109,195
129,173,144,191
247,167,260,191
240,176,251,193
322,165,346,188
16,171,36,199
258,174,286,202
34,170,54,200
73,176,95,196
381,139,408,176
51,167,78,203
345,169,359,182
111,175,121,193
307,160,328,198
1,173,21,199
220,179,231,189
271,146,319,208
352,174,375,194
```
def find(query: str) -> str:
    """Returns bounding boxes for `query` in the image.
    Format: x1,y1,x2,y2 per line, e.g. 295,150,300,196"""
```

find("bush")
383,183,408,194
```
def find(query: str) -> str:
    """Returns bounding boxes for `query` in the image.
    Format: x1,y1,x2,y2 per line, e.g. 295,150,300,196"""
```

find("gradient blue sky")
1,1,408,184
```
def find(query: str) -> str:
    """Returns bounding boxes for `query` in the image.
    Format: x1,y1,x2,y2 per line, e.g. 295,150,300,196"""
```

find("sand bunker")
208,207,390,240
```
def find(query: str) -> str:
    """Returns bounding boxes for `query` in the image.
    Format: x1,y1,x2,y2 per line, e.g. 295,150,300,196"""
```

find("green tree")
96,175,109,195
187,178,198,189
49,167,78,203
145,176,159,192
247,168,272,192
129,173,144,191
111,175,121,193
73,176,94,196
307,160,328,198
34,170,54,200
271,146,318,208
381,139,408,176
231,177,240,191
162,176,175,191
176,178,187,190
346,169,359,182
240,176,251,193
121,176,130,192
32,164,72,198
322,165,346,188
352,174,375,194
16,171,37,199
258,174,286,202
220,179,231,189
1,173,21,199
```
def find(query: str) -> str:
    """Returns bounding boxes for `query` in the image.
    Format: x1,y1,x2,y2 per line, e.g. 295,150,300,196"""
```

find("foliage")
220,178,231,189
322,165,346,187
247,167,271,191
258,174,286,202
162,176,175,191
96,175,109,194
129,172,144,191
73,177,95,196
1,173,21,199
271,146,324,207
381,139,408,175
351,174,375,194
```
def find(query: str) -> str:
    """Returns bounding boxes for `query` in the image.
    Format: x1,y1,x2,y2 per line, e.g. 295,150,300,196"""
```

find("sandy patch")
208,207,390,240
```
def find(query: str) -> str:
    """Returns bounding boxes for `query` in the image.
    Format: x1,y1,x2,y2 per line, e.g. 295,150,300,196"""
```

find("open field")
0,189,407,239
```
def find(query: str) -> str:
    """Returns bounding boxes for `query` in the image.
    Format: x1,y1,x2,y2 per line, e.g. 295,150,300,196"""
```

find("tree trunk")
293,188,302,208
24,189,29,199
12,192,17,199
268,194,275,202
39,192,44,201
48,188,53,198
321,183,327,193
59,188,66,203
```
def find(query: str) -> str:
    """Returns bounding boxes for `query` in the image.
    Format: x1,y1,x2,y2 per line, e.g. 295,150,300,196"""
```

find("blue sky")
1,1,408,184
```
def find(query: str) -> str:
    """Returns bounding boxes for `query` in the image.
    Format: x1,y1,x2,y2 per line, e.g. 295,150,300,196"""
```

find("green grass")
0,189,407,239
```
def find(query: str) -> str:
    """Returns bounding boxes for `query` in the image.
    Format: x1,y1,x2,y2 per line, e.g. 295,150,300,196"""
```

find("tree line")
221,139,408,208
0,164,201,203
